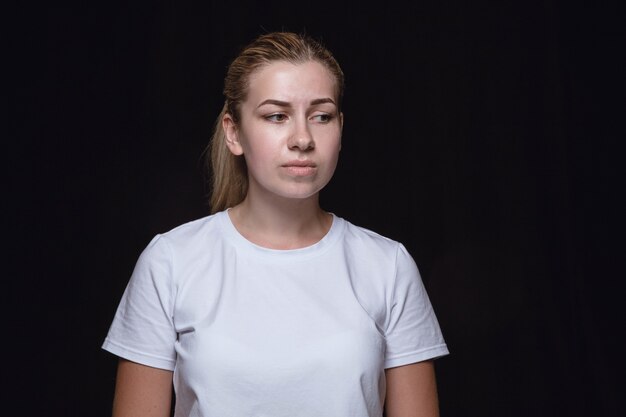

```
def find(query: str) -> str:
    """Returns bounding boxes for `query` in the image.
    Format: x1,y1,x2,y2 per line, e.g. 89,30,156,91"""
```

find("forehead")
245,60,338,103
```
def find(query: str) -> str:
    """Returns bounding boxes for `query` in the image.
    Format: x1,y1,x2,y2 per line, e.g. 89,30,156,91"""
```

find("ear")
338,112,344,151
222,113,244,156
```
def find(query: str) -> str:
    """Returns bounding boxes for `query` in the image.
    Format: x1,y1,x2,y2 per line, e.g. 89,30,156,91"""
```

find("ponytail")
208,103,248,213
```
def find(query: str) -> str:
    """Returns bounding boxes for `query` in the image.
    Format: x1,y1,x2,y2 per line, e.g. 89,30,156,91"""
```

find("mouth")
282,160,317,168
281,160,317,176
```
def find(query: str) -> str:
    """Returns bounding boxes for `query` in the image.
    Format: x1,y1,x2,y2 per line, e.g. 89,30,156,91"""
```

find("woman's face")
224,60,343,203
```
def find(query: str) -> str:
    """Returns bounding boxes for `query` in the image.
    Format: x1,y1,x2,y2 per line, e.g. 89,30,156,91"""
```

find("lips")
281,160,317,176
282,160,316,168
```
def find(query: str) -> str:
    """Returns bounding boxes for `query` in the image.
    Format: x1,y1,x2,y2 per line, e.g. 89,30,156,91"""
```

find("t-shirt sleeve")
101,235,177,371
383,243,449,369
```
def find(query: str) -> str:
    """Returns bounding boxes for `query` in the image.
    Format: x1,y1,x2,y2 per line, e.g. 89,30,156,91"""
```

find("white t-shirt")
102,210,448,416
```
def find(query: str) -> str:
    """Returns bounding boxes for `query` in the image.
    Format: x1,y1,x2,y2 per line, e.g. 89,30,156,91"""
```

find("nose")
288,118,315,151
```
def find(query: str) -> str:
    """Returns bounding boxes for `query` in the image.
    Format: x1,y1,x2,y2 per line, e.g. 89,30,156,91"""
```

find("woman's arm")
111,359,174,417
384,360,440,417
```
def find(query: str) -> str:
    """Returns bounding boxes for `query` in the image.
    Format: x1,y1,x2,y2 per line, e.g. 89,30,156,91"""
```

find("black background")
9,1,624,416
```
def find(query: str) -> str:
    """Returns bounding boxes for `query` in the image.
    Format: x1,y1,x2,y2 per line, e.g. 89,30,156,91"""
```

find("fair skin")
112,360,440,417
223,60,342,249
112,359,172,417
385,361,441,417
111,60,440,417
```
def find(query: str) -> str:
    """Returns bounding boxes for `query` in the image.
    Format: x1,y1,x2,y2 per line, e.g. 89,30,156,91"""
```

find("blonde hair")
207,32,345,213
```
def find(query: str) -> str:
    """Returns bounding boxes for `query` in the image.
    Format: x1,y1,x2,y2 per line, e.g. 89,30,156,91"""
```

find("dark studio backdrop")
9,1,624,416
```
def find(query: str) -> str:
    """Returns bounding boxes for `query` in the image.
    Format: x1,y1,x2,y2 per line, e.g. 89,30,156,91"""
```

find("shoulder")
161,212,221,240
135,212,224,268
155,211,223,250
339,217,406,263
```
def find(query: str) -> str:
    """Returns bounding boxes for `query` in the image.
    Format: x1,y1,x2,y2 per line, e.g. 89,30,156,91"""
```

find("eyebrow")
257,98,336,108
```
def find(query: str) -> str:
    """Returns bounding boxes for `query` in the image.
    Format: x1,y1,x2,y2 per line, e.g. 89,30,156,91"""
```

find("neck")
228,192,332,250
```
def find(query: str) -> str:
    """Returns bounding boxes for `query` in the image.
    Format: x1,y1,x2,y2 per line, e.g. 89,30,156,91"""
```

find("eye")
264,113,288,122
311,113,334,123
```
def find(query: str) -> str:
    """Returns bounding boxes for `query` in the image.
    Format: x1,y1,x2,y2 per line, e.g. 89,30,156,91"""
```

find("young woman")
103,31,449,417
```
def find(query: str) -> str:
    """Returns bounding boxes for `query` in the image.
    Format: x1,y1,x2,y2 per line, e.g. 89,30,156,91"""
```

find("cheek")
241,144,276,172
239,123,283,154
326,136,342,160
238,130,271,163
320,142,342,179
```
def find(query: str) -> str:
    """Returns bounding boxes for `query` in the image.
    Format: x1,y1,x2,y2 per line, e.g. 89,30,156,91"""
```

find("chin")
274,184,326,200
